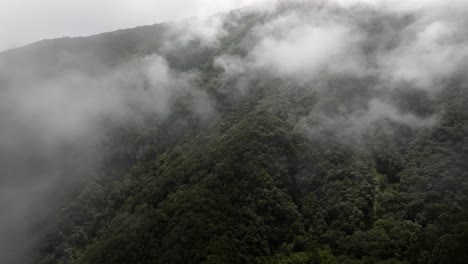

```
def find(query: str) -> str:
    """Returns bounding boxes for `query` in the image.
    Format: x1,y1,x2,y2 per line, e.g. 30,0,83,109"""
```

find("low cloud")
249,22,364,78
379,17,468,91
214,0,468,139
214,11,367,82
0,51,215,263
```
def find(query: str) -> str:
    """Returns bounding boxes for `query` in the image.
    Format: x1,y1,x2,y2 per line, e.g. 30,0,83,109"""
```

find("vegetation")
3,3,466,264
35,73,468,263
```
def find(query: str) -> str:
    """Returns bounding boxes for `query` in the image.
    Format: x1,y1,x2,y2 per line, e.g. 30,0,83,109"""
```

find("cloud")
352,99,437,129
212,0,466,142
300,98,437,145
161,15,228,53
215,10,367,82
379,18,468,91
0,50,215,263
250,22,363,78
0,54,196,142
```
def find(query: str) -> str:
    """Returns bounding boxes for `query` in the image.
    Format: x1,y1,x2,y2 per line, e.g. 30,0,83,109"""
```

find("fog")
0,42,215,264
213,0,468,142
1,0,467,263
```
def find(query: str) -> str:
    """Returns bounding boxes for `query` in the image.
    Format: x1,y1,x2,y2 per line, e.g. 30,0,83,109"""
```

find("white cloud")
250,23,363,77
215,11,367,83
376,2,468,91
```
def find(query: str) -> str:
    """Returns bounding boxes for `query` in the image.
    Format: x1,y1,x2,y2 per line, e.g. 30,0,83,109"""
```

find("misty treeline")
0,0,467,263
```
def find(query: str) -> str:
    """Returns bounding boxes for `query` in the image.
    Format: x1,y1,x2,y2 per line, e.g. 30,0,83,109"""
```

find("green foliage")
35,11,468,264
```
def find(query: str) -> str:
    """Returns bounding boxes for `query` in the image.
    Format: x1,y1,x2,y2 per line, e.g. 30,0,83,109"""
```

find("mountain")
1,1,468,264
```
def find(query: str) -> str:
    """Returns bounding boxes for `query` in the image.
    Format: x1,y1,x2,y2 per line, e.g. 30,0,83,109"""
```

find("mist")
1,0,468,263
212,0,468,143
0,37,216,263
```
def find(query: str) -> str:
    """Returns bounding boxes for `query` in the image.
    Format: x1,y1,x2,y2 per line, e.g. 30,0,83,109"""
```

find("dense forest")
1,1,467,263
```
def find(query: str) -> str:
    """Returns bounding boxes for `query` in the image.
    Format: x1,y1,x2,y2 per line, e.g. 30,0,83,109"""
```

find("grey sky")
0,0,262,52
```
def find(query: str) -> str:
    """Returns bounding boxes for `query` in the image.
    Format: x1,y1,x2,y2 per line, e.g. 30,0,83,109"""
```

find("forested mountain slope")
1,1,467,264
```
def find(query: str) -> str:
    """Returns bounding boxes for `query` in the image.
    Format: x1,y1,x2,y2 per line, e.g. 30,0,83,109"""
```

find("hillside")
1,1,467,264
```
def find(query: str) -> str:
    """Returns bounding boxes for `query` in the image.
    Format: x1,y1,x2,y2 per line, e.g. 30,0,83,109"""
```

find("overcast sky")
0,0,264,52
